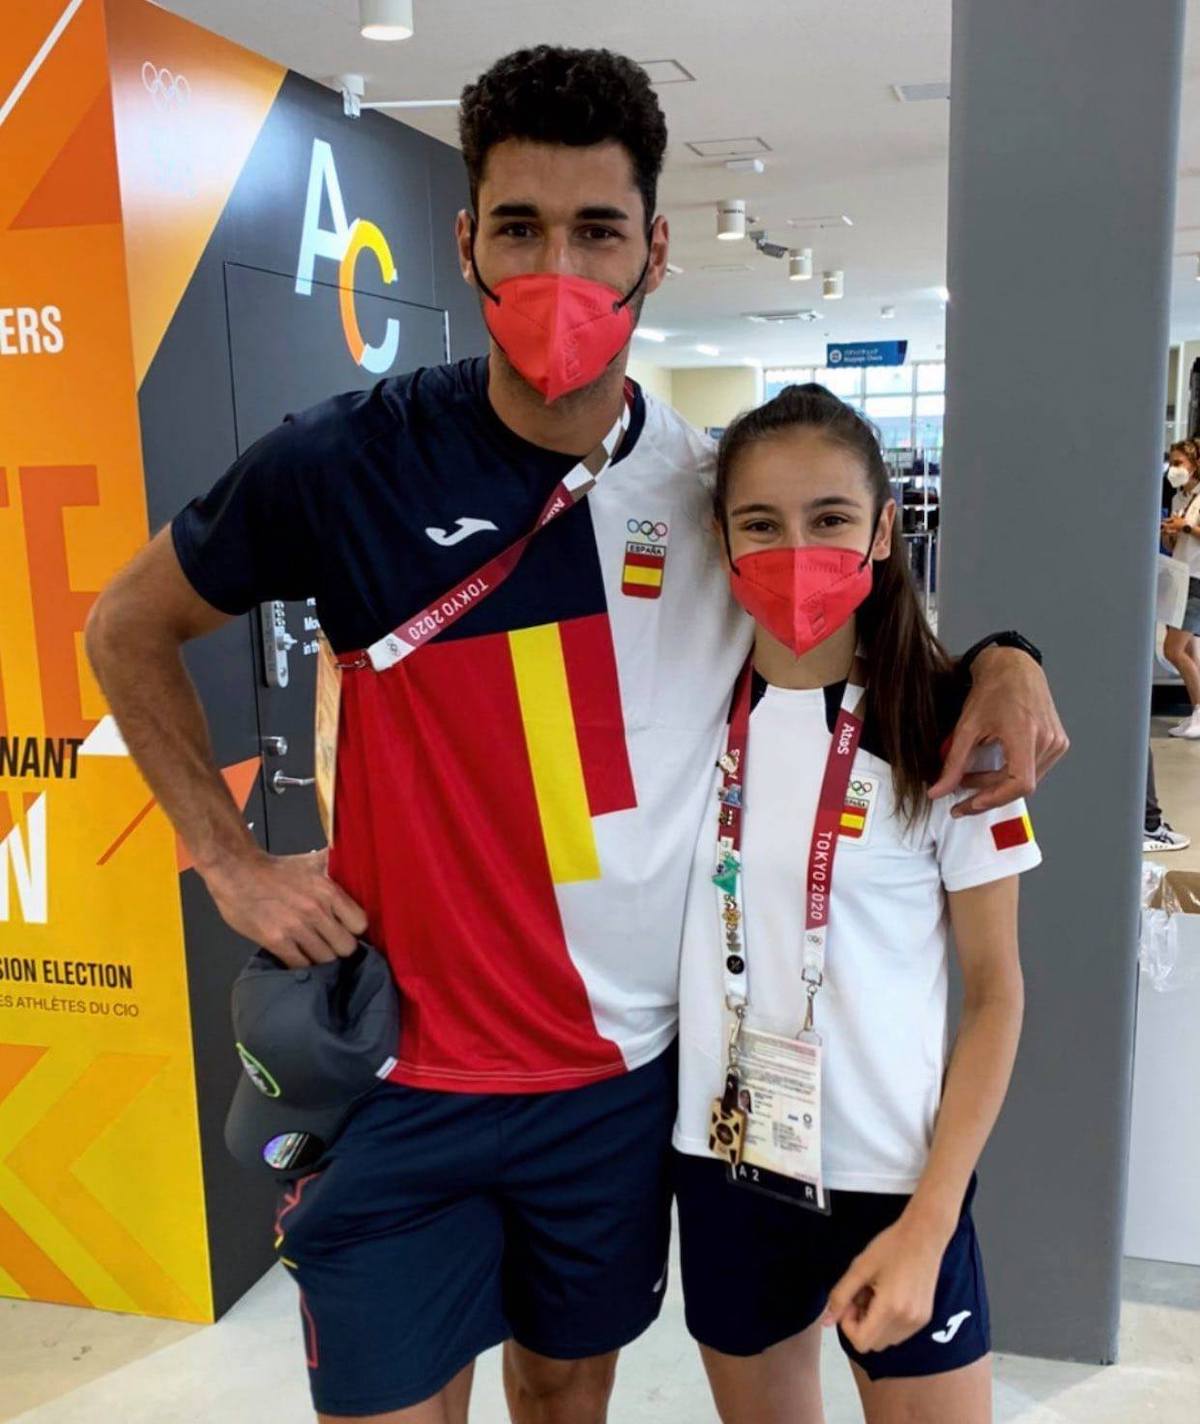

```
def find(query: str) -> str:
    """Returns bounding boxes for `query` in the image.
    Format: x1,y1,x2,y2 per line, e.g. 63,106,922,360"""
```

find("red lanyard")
714,659,866,1028
337,390,632,673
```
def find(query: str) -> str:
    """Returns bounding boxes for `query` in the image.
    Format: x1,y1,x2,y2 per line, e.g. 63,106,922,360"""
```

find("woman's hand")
1164,516,1188,536
822,1211,950,1354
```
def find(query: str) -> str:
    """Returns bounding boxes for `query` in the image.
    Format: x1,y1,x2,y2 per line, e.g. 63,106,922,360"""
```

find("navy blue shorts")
273,1047,676,1417
674,1153,990,1380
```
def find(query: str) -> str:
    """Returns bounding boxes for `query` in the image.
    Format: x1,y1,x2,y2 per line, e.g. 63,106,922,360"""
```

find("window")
760,364,944,454
815,367,863,398
763,367,814,402
864,396,914,419
865,366,913,396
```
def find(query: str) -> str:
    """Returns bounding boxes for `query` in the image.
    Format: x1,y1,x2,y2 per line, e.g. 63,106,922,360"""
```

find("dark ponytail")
714,383,955,825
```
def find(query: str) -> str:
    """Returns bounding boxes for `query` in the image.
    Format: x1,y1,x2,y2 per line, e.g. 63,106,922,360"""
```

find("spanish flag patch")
991,812,1035,852
622,541,667,599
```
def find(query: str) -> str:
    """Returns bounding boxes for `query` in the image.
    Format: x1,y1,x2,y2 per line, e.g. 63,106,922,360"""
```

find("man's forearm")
85,612,258,875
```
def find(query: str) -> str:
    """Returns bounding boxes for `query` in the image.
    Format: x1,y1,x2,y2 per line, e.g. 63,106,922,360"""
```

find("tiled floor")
2,1249,1197,1422
1,719,1196,1422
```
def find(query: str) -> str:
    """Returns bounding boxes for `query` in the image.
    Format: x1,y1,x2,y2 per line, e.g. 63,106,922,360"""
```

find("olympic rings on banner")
142,62,190,111
625,519,670,540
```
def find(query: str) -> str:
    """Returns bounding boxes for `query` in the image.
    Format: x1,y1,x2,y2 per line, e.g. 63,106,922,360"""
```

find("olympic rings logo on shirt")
626,519,669,541
142,62,191,111
849,779,875,796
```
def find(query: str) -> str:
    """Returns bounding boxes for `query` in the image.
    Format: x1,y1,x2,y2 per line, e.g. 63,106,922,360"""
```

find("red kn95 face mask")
472,233,651,403
729,545,875,657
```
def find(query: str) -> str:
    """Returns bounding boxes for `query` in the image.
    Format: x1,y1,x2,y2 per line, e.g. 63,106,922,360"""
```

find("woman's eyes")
736,513,856,536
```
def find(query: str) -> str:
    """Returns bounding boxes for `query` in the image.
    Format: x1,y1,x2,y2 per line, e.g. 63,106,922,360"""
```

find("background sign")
826,340,909,367
0,0,212,1322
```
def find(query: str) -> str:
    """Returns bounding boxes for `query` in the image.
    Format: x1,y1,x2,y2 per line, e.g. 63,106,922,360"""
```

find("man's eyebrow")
486,203,632,222
576,205,630,222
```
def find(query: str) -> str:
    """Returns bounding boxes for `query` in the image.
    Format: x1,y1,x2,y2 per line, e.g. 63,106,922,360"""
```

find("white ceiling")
159,0,1200,370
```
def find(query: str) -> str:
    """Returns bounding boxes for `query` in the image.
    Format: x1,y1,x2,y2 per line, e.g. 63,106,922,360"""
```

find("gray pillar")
941,0,1186,1364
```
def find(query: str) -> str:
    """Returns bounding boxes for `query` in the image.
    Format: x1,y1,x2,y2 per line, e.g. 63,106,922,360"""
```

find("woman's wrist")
900,1187,962,1249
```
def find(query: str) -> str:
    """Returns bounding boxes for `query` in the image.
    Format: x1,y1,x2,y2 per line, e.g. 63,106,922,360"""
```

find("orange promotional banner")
0,0,212,1322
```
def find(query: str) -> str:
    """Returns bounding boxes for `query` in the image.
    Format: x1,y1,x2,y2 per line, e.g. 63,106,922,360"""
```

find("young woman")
673,384,1042,1424
1162,439,1200,739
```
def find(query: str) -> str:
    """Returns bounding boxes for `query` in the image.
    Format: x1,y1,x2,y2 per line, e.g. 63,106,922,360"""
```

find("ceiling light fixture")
363,98,458,109
743,309,821,324
696,344,721,356
1194,255,1200,282
788,248,813,281
822,270,845,300
634,327,668,342
725,157,766,174
880,304,896,319
360,0,414,41
787,215,854,230
937,285,951,303
717,199,746,241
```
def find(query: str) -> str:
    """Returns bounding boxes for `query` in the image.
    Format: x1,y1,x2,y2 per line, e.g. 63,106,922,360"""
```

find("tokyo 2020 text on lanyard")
707,659,867,1214
310,394,632,845
336,393,633,674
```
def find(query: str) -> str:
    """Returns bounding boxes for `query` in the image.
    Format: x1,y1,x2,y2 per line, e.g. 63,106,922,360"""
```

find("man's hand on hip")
930,646,1069,817
202,847,369,967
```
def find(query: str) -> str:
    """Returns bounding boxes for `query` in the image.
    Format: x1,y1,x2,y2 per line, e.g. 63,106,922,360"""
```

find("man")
86,46,1067,1424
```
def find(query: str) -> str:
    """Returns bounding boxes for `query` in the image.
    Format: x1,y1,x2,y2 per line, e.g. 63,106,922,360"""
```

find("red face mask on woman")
728,544,876,657
471,232,651,403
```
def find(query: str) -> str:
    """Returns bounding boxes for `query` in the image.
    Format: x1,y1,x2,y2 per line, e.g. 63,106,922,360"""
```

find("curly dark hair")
459,47,668,229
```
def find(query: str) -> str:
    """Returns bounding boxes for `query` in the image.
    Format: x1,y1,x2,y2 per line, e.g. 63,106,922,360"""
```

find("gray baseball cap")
224,941,401,1175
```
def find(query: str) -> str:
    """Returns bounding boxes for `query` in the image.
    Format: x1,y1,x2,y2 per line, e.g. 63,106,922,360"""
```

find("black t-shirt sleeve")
171,414,323,615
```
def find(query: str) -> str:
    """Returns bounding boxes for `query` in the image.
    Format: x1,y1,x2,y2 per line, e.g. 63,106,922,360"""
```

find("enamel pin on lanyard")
708,661,867,1213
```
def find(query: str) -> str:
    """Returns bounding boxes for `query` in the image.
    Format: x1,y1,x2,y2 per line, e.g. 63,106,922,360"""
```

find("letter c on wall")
338,219,400,374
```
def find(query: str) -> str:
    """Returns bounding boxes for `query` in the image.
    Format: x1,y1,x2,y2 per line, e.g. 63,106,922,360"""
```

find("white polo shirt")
674,675,1042,1194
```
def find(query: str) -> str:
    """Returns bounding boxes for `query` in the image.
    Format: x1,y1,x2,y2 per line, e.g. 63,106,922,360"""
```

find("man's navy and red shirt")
173,357,750,1093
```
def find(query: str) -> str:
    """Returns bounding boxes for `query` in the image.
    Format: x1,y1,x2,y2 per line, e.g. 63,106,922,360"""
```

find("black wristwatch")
960,631,1044,676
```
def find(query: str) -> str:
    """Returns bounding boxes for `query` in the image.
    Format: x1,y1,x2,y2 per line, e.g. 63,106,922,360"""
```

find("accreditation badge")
728,1024,829,1214
314,633,341,845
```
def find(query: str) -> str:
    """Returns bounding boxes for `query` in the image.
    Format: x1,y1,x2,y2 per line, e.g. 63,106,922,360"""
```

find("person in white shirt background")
672,383,1042,1424
1162,438,1200,739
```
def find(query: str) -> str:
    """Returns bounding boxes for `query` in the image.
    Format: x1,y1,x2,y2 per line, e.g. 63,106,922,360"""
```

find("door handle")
261,735,289,757
271,770,316,795
260,601,296,688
